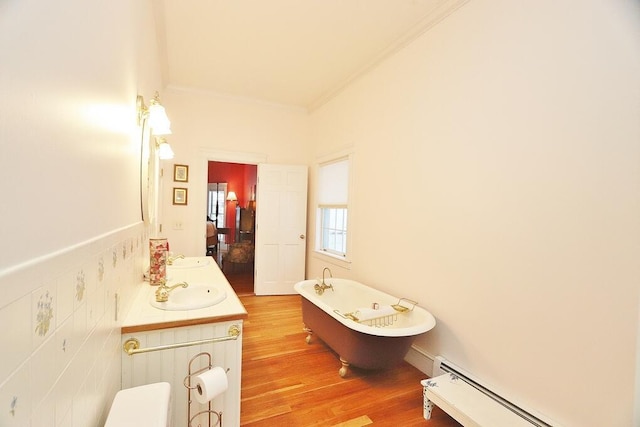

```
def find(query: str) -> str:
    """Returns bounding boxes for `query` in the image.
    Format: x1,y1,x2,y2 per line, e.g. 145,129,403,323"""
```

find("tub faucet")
314,267,334,295
166,254,185,265
155,281,188,302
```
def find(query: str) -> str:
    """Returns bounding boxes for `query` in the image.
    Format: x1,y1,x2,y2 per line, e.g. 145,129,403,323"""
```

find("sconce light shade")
226,191,238,203
148,102,172,136
137,92,172,135
156,137,175,160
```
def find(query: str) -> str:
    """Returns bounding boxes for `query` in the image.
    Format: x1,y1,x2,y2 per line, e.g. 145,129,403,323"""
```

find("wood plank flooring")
226,271,255,295
237,293,461,426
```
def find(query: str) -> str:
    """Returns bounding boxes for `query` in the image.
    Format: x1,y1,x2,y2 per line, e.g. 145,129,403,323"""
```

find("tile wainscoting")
0,222,147,427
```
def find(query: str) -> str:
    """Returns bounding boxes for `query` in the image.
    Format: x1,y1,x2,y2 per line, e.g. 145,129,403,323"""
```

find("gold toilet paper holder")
183,352,229,427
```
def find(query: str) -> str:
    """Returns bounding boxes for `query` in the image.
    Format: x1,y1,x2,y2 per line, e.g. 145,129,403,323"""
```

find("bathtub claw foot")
339,358,350,378
303,327,313,344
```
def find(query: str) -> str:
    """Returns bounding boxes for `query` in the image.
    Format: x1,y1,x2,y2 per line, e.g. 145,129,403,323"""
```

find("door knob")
299,234,305,239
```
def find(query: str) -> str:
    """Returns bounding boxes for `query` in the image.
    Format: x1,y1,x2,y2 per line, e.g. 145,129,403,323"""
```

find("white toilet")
104,382,172,427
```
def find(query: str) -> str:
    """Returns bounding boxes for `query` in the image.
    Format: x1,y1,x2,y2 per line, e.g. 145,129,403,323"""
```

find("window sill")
312,250,352,270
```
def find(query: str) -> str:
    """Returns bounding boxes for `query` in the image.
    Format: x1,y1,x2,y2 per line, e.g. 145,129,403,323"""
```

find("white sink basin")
150,283,227,311
168,258,211,269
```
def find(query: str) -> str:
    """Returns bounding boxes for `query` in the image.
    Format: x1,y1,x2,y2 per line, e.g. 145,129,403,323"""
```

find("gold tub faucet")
314,267,334,295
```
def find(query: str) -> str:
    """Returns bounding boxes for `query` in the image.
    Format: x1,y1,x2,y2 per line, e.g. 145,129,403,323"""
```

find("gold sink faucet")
166,254,185,265
155,281,189,302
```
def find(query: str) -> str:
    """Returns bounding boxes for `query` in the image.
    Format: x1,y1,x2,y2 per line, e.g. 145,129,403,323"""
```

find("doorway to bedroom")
207,160,257,295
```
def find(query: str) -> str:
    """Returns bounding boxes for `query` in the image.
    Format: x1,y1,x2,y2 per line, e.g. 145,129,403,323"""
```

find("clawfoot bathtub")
294,278,436,377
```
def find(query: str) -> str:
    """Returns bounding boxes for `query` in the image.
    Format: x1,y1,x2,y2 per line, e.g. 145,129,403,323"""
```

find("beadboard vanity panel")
121,321,243,427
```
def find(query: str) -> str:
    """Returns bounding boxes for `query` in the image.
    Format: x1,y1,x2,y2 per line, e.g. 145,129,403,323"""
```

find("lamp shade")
226,191,238,202
148,103,172,135
157,139,174,160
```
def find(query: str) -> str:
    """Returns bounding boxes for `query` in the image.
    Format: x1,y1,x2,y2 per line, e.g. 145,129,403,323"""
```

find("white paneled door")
254,164,308,295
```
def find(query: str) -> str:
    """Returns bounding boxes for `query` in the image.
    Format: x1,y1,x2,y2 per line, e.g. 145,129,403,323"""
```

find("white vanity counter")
122,256,247,333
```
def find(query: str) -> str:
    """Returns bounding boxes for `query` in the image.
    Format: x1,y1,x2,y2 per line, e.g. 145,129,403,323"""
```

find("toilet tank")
105,382,171,427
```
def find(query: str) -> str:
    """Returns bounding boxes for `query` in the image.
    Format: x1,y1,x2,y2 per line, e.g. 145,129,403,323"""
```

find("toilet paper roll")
194,367,228,404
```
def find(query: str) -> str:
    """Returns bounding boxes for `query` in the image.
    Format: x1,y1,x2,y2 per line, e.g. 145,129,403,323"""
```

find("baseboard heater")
422,356,555,427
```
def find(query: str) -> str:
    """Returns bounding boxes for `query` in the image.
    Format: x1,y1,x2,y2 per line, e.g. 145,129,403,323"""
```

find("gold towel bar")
123,324,241,356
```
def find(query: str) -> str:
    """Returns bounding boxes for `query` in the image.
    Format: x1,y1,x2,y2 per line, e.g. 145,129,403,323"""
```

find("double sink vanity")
120,257,247,426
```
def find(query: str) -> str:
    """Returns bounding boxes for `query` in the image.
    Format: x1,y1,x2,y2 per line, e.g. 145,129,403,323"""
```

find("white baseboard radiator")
421,356,555,427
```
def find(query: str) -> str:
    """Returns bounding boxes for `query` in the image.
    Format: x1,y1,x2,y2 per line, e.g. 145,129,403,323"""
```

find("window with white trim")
316,157,349,258
207,182,227,227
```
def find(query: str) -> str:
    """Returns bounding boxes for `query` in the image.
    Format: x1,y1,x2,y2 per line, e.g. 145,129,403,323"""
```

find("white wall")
636,292,640,425
308,1,640,426
0,1,162,425
155,88,312,257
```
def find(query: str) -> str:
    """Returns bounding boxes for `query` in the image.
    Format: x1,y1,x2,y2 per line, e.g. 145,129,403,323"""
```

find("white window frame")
207,182,227,228
314,150,353,268
318,206,347,257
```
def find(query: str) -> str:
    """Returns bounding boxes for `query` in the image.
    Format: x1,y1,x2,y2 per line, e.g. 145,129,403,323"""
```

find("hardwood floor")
211,251,255,295
237,294,461,426
226,271,255,295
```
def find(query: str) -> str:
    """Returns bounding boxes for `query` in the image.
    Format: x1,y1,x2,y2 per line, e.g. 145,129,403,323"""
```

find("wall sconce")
137,91,172,135
156,137,175,160
226,191,238,206
137,91,174,160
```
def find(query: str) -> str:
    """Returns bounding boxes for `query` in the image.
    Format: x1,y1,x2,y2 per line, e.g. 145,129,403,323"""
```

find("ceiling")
153,0,465,110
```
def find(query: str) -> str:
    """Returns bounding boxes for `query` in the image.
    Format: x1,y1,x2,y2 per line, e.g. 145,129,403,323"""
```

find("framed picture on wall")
174,164,189,182
173,188,188,205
